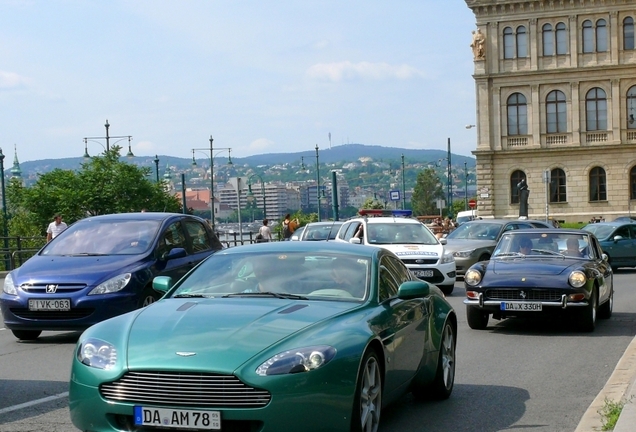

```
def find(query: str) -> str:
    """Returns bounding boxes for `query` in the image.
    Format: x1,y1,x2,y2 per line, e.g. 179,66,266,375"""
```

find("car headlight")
441,251,454,264
77,338,117,370
453,250,474,258
88,273,132,295
2,272,16,295
464,269,482,286
569,271,587,288
256,345,336,376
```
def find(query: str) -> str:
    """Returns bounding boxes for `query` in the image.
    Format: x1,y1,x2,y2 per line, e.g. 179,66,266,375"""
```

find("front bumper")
464,292,589,312
405,261,456,286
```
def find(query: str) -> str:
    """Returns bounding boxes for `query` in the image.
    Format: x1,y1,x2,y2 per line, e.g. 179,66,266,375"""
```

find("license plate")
500,302,542,311
28,299,71,311
134,407,221,430
412,270,434,278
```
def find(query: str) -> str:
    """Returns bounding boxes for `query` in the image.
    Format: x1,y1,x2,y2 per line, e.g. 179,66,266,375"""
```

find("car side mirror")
602,253,609,262
349,238,362,244
161,247,187,261
153,276,173,294
613,235,623,243
397,280,431,299
439,238,447,245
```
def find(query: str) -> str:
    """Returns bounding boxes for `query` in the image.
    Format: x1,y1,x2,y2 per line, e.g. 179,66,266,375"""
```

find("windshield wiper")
68,253,108,256
494,252,523,257
173,293,208,298
222,292,308,300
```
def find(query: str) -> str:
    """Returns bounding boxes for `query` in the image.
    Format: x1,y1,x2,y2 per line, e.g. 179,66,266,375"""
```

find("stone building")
465,0,636,223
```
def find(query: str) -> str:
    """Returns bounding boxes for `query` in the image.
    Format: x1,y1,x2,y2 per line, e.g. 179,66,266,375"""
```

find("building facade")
465,0,636,222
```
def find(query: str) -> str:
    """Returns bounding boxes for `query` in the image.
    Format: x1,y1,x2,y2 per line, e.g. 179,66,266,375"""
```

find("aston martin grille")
485,289,563,301
100,371,271,408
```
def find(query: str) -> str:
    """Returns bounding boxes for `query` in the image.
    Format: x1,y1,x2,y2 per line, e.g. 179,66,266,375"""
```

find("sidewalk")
575,335,636,431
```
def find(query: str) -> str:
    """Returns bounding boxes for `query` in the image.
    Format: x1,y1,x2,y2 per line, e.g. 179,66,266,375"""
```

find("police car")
334,209,456,295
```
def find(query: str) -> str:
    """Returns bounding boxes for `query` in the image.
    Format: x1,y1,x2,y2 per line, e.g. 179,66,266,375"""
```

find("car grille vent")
100,371,272,408
19,283,87,293
10,308,93,320
485,289,563,301
401,258,438,265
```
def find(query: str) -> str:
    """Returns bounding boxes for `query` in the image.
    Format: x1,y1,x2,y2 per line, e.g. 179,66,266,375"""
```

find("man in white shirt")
46,214,68,242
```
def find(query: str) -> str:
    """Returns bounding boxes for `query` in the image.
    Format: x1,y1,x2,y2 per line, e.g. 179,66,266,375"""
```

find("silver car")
445,218,553,276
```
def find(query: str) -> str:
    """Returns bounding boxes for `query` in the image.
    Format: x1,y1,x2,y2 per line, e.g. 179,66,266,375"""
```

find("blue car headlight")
441,251,454,264
2,272,16,295
569,271,587,288
88,273,132,295
77,338,117,370
256,345,336,376
453,250,474,258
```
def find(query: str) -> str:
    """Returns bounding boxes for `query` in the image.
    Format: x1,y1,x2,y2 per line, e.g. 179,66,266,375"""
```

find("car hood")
490,258,580,275
381,244,442,258
124,298,358,372
11,254,148,284
444,239,494,252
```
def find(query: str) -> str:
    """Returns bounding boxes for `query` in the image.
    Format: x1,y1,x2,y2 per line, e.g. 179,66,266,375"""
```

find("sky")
0,0,478,164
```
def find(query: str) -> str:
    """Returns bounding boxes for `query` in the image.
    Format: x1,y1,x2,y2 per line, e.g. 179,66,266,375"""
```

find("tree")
411,168,444,216
361,198,384,210
7,146,181,236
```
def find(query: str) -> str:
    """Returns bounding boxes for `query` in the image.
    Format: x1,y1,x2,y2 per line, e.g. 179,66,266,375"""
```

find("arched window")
550,168,567,203
546,90,567,133
507,93,528,135
556,22,568,54
517,26,528,57
542,24,554,56
631,166,636,200
583,20,594,53
589,167,607,201
510,170,526,204
504,27,514,59
596,19,608,52
627,86,636,129
586,88,607,131
624,17,635,50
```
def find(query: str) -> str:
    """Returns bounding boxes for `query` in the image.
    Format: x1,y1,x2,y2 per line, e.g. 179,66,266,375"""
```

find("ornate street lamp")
191,136,232,228
83,120,133,157
247,174,266,219
315,144,321,222
401,153,406,210
0,148,8,269
153,155,160,182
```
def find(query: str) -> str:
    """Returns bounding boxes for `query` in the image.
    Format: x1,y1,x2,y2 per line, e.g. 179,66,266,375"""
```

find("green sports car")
69,241,457,432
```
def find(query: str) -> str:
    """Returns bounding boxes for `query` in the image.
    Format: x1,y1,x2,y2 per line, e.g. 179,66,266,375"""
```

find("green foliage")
6,146,181,237
598,397,631,431
361,198,384,209
411,168,444,216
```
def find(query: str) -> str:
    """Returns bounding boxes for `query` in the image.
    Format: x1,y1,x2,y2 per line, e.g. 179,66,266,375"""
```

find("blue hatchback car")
0,212,223,340
582,221,636,270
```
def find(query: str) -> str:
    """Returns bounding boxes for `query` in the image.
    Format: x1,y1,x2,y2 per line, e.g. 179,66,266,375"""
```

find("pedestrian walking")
46,214,68,242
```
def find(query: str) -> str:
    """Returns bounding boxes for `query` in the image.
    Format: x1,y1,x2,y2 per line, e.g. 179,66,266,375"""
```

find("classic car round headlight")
568,271,587,288
256,345,336,376
77,338,117,370
464,269,482,286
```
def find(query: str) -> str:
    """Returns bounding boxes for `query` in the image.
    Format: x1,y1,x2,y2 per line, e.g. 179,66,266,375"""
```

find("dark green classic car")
69,241,457,432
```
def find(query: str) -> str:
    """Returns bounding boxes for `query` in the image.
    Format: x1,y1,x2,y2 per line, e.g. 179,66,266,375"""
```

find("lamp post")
83,120,133,157
446,138,452,219
315,144,321,222
464,161,469,210
247,174,266,219
191,136,232,228
153,155,160,182
401,154,406,210
0,148,8,269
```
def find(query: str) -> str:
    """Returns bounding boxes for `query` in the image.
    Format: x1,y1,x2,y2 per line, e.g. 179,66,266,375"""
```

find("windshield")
446,222,503,240
366,222,438,245
581,224,614,240
170,251,370,301
302,223,343,240
493,232,592,259
41,219,160,256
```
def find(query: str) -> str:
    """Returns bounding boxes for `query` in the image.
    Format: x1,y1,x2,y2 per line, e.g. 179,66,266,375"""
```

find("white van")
456,210,477,225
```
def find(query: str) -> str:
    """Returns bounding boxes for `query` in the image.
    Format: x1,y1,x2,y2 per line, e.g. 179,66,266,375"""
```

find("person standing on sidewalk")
46,214,68,242
257,219,273,242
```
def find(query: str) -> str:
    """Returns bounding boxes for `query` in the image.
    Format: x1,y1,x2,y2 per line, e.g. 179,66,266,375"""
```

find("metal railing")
0,236,47,271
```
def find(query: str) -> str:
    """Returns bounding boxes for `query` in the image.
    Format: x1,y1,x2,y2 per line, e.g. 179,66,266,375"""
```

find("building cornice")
465,0,632,19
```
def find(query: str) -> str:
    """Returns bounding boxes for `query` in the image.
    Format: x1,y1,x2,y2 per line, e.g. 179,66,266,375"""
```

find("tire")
351,350,382,432
598,288,613,320
12,330,41,341
138,286,160,308
413,321,456,400
578,288,597,332
466,306,489,330
439,284,454,296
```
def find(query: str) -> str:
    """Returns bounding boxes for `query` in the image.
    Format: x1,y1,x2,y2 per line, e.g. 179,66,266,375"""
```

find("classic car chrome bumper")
464,293,589,309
